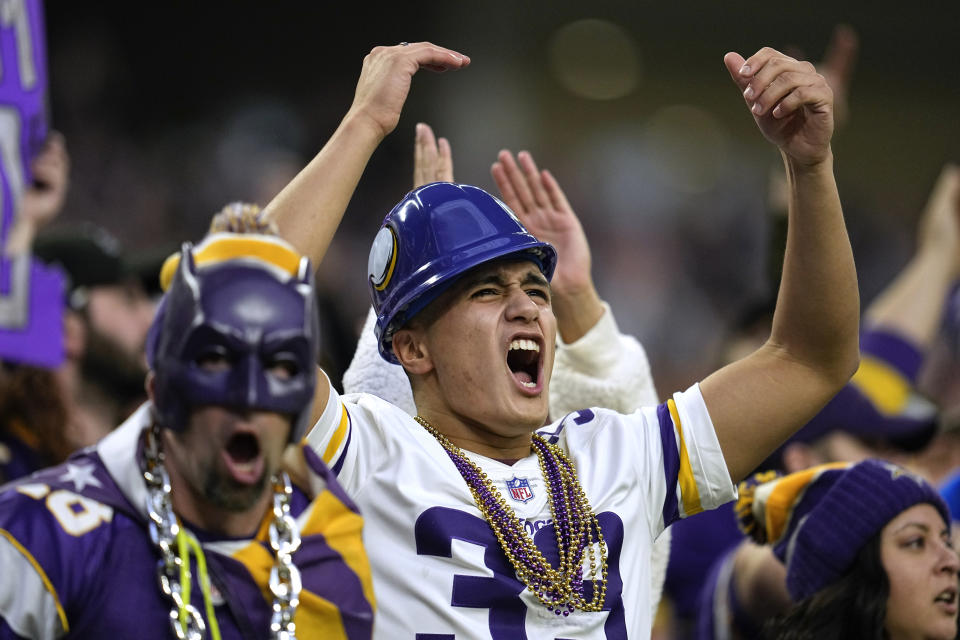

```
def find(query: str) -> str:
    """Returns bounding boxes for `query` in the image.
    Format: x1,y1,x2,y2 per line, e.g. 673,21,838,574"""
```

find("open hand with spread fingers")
413,122,454,188
492,149,603,342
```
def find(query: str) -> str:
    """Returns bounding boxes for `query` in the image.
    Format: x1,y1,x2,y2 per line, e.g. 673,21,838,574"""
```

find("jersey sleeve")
0,515,66,640
0,483,113,639
304,378,396,495
641,383,736,535
550,302,658,416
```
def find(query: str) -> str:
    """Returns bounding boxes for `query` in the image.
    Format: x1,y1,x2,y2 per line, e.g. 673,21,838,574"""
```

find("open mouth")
507,338,541,390
935,586,958,615
222,432,264,485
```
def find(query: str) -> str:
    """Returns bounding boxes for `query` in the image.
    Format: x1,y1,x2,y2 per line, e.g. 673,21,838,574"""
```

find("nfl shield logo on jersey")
505,476,534,503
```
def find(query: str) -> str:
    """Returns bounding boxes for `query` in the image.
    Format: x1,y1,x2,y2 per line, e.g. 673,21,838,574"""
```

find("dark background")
43,1,960,392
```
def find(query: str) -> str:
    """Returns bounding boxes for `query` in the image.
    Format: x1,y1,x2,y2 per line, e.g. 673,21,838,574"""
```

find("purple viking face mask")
149,244,318,442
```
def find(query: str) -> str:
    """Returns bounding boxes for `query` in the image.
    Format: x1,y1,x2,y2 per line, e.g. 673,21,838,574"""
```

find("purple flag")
0,0,64,366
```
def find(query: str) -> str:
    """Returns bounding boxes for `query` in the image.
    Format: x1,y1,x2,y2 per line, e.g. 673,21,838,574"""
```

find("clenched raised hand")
725,47,834,166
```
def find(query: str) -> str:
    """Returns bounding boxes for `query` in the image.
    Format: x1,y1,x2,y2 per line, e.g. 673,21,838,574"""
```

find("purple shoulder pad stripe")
538,418,567,445
330,407,353,477
302,441,361,514
658,402,681,526
295,541,375,638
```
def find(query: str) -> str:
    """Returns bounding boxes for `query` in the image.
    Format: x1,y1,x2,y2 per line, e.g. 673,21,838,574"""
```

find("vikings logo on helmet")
367,182,557,364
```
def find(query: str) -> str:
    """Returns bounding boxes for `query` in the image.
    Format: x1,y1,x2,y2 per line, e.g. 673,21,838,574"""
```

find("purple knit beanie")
736,459,950,601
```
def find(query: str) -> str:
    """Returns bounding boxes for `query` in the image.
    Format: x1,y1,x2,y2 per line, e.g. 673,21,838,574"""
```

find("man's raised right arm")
261,43,469,268
700,47,860,483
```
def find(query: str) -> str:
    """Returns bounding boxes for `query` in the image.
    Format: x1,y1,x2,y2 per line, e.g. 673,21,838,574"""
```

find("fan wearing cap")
677,162,960,640
0,229,374,638
254,43,858,637
21,225,157,462
735,460,959,640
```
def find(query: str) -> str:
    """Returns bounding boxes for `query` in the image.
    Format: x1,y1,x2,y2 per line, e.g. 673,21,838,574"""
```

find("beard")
202,465,270,512
80,323,148,417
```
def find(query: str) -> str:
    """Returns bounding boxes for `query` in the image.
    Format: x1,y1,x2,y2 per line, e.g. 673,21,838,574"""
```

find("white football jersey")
307,383,735,639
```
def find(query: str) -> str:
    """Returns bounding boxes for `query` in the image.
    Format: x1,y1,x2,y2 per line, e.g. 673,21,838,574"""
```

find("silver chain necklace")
142,423,303,639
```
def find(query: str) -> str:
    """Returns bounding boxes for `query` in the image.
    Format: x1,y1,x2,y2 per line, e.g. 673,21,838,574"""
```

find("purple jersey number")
415,507,626,639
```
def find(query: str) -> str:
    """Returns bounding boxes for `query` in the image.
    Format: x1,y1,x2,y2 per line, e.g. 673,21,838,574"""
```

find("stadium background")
43,2,960,393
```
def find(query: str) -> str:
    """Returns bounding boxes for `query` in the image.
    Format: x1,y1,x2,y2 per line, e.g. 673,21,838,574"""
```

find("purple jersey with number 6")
0,404,375,639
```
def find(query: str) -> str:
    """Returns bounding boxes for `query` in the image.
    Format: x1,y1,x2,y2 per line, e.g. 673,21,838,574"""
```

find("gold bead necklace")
415,416,609,615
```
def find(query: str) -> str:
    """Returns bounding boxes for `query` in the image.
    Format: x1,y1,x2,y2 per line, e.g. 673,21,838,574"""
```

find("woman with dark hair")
735,459,959,640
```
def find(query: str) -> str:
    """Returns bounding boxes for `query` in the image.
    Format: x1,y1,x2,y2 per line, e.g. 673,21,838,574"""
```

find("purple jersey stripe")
297,544,375,637
860,329,923,382
302,443,362,515
658,402,681,526
331,408,353,476
539,418,567,444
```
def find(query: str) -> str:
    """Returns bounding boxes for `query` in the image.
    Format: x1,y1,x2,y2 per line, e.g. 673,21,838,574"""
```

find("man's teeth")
509,339,540,352
522,381,537,388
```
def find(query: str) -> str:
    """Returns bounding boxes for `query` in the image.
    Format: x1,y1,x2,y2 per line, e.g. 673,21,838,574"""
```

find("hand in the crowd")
20,131,69,230
491,150,592,298
816,24,858,128
917,164,960,272
5,131,69,255
346,43,470,141
491,150,603,342
787,25,859,129
413,122,454,188
724,47,834,166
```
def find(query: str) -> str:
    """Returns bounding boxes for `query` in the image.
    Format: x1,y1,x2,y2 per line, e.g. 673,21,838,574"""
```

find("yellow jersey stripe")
668,399,703,517
849,355,910,415
231,540,350,639
0,527,69,632
295,591,350,639
321,403,350,465
301,492,376,612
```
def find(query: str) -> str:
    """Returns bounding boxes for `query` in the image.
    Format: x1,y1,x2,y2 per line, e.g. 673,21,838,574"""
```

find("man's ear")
63,310,86,360
145,371,156,403
392,327,433,375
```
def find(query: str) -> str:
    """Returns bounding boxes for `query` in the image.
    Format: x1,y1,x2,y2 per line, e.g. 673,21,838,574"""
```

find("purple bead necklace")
415,416,609,615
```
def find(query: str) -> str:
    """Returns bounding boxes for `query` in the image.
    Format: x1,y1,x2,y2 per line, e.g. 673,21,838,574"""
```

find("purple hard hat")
147,237,319,442
367,182,557,364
